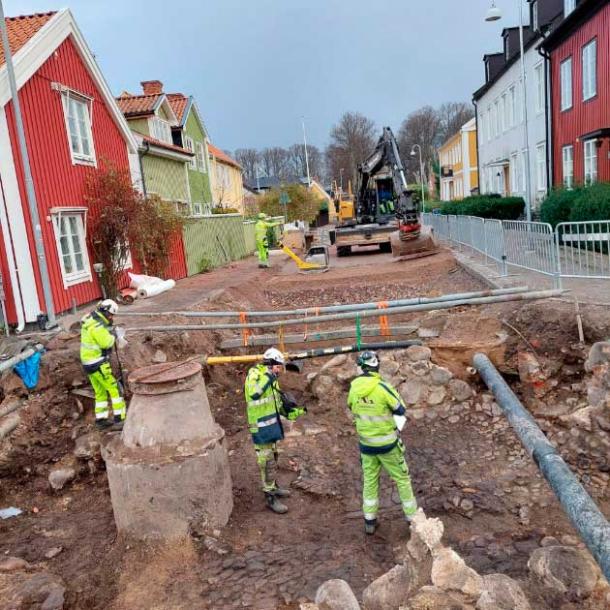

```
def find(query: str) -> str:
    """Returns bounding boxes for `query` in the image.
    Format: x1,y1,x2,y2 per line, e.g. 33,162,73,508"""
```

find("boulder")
380,360,400,378
427,387,447,406
399,380,428,406
73,432,102,460
337,362,360,383
0,570,66,610
315,579,360,610
310,374,336,400
448,380,474,402
406,345,432,362
431,548,483,599
48,467,76,491
408,586,475,610
476,574,531,610
528,546,600,600
362,564,413,610
407,509,445,560
562,406,597,432
430,365,453,386
0,557,31,573
321,355,348,371
152,349,167,364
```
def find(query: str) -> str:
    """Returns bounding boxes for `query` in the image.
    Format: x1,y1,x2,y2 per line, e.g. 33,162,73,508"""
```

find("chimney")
141,80,163,95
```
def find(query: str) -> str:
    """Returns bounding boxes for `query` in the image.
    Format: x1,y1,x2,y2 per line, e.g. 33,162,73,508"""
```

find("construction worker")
254,212,281,268
80,299,127,430
244,347,306,513
347,350,418,534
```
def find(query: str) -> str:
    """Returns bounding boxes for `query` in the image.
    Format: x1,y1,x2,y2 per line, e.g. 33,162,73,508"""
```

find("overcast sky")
8,0,527,150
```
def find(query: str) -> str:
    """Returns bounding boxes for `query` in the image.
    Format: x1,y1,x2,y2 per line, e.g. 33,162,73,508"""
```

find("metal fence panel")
502,221,558,277
556,221,610,279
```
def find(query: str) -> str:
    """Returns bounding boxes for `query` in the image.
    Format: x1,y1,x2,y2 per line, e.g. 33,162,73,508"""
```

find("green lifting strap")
355,313,362,350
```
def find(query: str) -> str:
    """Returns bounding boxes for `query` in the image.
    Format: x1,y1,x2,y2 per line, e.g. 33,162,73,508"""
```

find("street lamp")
339,168,344,193
410,145,426,212
485,0,533,222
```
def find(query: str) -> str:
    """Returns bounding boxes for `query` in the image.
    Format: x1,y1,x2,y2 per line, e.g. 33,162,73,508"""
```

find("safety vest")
347,372,405,454
80,311,115,370
255,220,269,243
244,364,284,445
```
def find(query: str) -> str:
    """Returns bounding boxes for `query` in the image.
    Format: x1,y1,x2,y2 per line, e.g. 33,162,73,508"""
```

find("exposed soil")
1,246,609,609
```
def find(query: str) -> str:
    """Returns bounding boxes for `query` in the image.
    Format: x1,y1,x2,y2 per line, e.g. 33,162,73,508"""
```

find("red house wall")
551,3,610,186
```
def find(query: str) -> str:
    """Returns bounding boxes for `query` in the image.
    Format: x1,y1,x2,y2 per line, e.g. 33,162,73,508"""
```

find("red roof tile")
167,93,189,124
208,143,241,169
116,93,162,117
141,134,193,156
0,12,56,69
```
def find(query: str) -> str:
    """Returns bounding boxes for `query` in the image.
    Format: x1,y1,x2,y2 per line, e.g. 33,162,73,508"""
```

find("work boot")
364,518,378,535
265,493,288,514
272,487,291,498
405,514,415,524
111,417,124,431
95,419,113,431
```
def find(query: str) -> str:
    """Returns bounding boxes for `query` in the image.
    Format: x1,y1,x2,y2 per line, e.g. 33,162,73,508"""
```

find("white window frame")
584,140,598,185
534,62,544,114
560,57,573,111
564,0,576,16
60,90,96,166
183,135,197,169
582,39,597,101
562,145,574,189
501,93,507,132
536,143,547,192
50,208,92,288
510,153,519,194
191,202,204,216
532,1,539,30
508,86,515,128
196,141,207,173
150,116,172,144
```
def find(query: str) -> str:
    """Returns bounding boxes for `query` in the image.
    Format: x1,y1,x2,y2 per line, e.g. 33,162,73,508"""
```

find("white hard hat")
263,347,285,366
99,299,119,316
357,350,379,371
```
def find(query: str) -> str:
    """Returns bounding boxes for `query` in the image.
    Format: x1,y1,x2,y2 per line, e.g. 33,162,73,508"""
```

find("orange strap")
303,307,321,342
377,301,391,337
278,324,286,353
239,312,251,347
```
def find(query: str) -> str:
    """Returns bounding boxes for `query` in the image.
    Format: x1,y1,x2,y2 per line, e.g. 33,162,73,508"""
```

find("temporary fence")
423,213,610,286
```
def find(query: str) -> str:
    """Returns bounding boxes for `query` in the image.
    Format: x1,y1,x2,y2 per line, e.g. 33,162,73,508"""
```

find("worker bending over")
348,350,418,534
80,299,127,430
244,348,306,513
255,212,281,268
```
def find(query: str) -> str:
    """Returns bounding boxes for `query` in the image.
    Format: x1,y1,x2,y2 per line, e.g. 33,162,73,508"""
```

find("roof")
167,93,189,124
252,175,309,190
141,134,193,156
0,12,55,69
115,93,162,117
208,143,241,169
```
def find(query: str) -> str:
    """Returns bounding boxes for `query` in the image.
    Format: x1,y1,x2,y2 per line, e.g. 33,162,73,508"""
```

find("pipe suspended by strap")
117,286,531,319
205,340,422,366
0,344,44,374
473,353,610,582
127,289,564,333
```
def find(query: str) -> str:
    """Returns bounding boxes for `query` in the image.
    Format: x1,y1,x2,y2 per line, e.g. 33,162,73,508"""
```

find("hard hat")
257,212,267,220
357,350,379,371
263,347,285,366
98,299,119,316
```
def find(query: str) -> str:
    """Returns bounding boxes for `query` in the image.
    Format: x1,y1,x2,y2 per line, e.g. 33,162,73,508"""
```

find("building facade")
439,118,479,201
541,0,610,187
208,144,245,212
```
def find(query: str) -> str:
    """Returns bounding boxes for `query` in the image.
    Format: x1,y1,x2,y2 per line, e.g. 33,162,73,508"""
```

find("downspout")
137,141,150,198
473,99,481,195
538,37,553,192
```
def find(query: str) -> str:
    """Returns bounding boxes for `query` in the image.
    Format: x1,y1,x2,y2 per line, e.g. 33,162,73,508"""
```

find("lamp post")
410,144,425,212
339,168,344,194
485,0,533,222
301,117,311,187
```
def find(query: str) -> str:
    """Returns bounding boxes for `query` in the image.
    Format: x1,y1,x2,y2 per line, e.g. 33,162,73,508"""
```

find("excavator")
334,127,437,259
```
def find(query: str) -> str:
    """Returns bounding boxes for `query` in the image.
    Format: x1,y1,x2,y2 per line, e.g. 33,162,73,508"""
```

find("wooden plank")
220,325,418,349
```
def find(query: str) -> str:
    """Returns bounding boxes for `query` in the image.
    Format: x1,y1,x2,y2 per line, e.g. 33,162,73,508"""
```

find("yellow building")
438,117,478,201
208,143,245,213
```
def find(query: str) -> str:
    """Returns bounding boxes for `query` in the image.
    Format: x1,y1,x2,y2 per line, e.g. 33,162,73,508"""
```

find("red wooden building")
0,10,186,330
541,0,610,188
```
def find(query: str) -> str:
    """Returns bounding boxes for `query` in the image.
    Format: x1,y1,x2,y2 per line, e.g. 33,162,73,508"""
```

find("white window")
584,140,598,185
508,86,515,128
532,1,539,30
564,0,576,16
534,63,544,114
192,202,203,216
494,100,500,137
486,107,492,141
183,135,197,169
560,57,573,110
505,37,510,61
501,94,507,132
196,142,207,173
150,117,172,144
562,145,574,188
582,39,597,101
510,153,519,194
61,92,95,165
51,211,91,287
536,143,547,192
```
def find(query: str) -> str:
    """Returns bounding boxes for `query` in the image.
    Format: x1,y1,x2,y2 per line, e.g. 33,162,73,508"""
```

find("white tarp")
128,273,176,299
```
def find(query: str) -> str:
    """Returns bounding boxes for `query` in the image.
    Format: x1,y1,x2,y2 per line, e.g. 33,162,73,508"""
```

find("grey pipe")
117,286,531,319
473,353,610,582
0,344,44,374
127,289,563,332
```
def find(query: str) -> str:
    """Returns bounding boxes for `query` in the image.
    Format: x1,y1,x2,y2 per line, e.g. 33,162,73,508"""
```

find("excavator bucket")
390,231,439,260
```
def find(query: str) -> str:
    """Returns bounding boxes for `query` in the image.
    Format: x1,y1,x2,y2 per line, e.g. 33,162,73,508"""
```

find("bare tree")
234,148,260,182
260,147,290,179
288,143,323,181
325,112,376,191
437,101,474,145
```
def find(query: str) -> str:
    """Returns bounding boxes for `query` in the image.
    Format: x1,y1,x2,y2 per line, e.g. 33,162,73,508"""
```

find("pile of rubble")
306,510,607,610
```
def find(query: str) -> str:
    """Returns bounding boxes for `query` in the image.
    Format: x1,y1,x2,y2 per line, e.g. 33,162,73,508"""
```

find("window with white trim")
562,145,574,188
582,39,597,101
534,63,544,114
564,0,576,16
196,142,207,173
508,86,515,128
536,143,547,192
51,211,91,286
150,116,172,144
192,202,203,216
184,135,197,169
560,57,573,111
493,100,500,138
532,1,539,30
486,107,492,142
61,92,95,165
510,153,519,194
584,140,598,185
501,93,507,132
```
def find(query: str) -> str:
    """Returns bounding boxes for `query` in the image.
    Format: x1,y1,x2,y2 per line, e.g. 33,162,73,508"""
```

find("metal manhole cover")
129,361,202,384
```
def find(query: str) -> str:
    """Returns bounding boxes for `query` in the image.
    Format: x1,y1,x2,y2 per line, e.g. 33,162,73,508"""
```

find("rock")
321,354,348,370
584,341,610,372
380,360,400,378
490,402,503,417
315,579,360,610
431,548,483,599
44,547,63,559
0,557,30,573
528,546,600,600
48,468,76,491
311,374,335,400
564,406,597,432
399,380,428,405
362,564,413,610
408,509,445,558
407,345,432,362
152,349,167,364
427,386,447,406
73,433,101,460
476,574,531,610
460,499,474,512
337,362,359,383
300,604,320,610
408,586,475,609
0,570,66,610
540,536,559,547
430,365,453,386
448,380,474,402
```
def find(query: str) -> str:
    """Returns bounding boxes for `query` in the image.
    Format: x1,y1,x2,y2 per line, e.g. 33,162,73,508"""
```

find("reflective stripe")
356,414,394,423
402,500,417,509
82,358,105,366
81,343,101,351
360,431,398,445
364,512,377,520
95,401,108,407
248,397,274,407
363,499,378,507
95,410,109,420
257,417,278,428
111,397,125,404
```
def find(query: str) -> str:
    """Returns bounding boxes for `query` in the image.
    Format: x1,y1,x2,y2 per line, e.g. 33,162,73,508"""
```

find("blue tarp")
13,351,42,390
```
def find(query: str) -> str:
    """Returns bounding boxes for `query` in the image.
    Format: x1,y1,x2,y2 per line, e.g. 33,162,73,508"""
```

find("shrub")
211,206,240,215
439,195,524,220
540,187,583,227
258,184,323,223
569,183,610,222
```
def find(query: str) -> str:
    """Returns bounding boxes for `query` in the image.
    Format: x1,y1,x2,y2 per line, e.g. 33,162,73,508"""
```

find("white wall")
476,42,548,210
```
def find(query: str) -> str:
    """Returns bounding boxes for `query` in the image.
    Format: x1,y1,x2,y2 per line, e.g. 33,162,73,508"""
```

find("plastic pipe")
127,289,563,333
473,352,610,582
0,344,44,374
117,286,531,319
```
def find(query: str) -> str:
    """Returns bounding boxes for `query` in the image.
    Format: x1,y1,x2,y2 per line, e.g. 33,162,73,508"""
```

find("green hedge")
540,187,583,227
439,195,524,220
570,183,610,222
